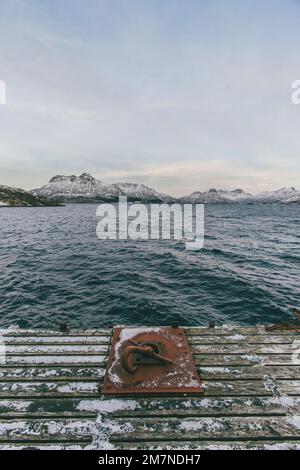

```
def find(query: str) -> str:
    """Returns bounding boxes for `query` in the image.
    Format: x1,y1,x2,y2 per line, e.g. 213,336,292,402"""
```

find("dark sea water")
0,203,299,329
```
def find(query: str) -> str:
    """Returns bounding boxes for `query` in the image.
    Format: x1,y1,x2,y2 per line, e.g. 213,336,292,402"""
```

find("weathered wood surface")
0,326,299,450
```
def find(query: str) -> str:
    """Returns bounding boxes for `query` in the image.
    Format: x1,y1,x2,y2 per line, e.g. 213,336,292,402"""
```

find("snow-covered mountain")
250,187,300,204
180,188,252,204
31,174,300,204
181,187,300,204
32,173,171,202
32,173,120,201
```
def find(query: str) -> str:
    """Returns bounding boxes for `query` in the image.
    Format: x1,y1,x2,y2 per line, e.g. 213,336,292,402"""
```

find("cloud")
0,0,300,193
99,159,300,196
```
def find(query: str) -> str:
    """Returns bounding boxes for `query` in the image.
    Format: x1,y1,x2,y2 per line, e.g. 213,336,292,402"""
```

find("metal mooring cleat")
121,339,174,374
102,326,204,396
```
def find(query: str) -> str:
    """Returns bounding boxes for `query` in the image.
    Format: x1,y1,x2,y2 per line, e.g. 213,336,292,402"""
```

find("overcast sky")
0,0,300,196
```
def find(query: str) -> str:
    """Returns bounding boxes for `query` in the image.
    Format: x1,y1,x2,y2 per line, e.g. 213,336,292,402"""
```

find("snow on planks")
0,326,300,449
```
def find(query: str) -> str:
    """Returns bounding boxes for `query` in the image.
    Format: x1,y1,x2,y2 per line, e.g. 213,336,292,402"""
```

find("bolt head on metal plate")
102,327,204,396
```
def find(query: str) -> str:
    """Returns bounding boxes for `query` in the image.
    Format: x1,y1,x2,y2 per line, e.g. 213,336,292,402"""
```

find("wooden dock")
0,326,300,449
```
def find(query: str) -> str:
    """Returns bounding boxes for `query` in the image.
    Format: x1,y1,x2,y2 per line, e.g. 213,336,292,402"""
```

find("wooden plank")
0,418,97,438
0,381,101,397
3,353,295,367
194,354,296,366
78,396,300,417
0,366,104,381
189,335,296,345
2,326,299,337
108,415,300,442
3,336,110,345
5,345,109,354
203,379,300,396
185,327,300,336
202,380,271,396
0,378,298,398
199,365,300,380
191,344,299,354
0,329,111,336
1,415,299,442
1,412,98,419
6,342,299,356
116,440,300,450
1,415,299,444
276,380,300,395
0,434,92,444
0,443,89,449
4,355,107,365
0,440,299,450
0,398,92,414
3,333,295,345
1,326,299,337
1,396,299,416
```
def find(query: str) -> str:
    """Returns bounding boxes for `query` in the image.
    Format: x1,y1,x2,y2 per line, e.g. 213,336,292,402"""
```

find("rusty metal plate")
102,327,204,396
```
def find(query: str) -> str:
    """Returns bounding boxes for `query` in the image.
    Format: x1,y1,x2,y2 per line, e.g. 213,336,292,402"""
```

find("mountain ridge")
31,173,300,204
31,173,174,203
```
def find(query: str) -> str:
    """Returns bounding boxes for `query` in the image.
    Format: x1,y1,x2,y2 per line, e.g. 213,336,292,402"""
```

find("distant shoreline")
1,201,300,208
0,204,65,208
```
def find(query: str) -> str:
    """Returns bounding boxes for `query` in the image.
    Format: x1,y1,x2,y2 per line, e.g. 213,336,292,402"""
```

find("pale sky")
0,0,300,196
